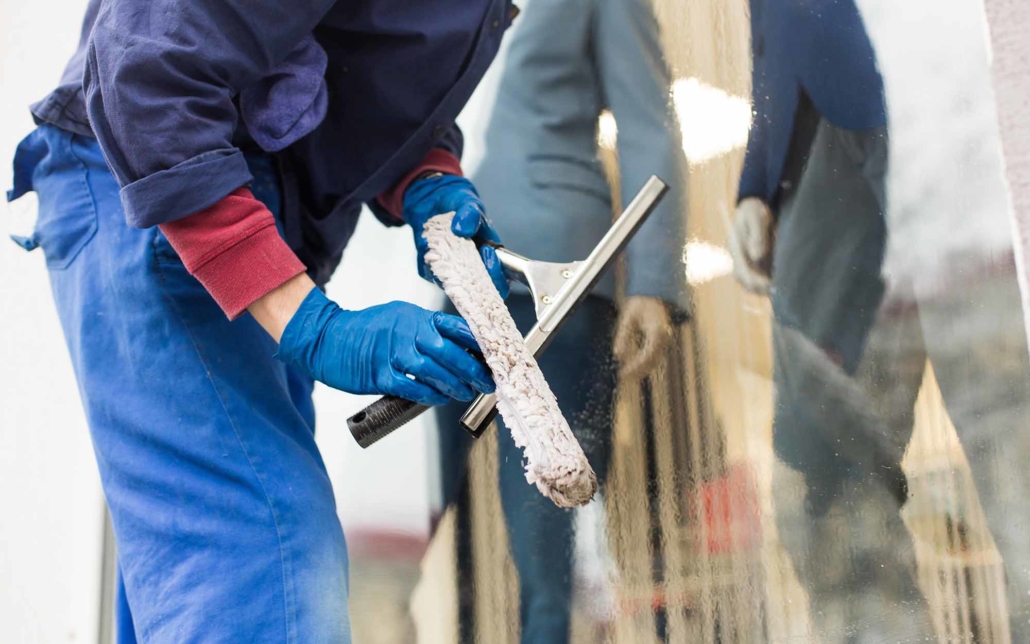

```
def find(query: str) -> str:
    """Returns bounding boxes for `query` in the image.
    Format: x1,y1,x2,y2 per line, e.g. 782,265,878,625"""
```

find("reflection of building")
905,367,1010,643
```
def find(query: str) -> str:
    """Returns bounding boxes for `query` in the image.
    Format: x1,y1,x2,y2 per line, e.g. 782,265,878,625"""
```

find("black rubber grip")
347,396,429,448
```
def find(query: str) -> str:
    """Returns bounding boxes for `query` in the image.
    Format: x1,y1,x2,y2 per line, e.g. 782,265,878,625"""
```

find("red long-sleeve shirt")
159,149,462,319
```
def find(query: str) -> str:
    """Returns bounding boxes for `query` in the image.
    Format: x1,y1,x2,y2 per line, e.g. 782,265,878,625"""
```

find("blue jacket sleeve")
593,0,690,311
738,0,769,204
83,0,336,228
434,122,465,162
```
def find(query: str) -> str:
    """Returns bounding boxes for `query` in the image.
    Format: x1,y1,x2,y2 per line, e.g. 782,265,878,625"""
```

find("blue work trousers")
9,125,351,643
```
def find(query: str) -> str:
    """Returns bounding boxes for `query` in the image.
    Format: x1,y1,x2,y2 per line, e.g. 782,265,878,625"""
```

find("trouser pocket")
7,125,98,269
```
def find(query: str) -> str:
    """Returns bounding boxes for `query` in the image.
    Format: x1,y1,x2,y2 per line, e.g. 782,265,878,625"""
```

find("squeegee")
347,176,668,506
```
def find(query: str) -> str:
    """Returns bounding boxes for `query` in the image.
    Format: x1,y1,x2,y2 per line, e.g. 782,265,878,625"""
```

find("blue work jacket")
739,0,887,206
28,0,515,283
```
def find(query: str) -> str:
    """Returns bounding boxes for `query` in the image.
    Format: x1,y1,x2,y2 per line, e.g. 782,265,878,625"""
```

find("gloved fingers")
417,258,443,286
432,312,480,352
414,235,443,286
424,339,495,395
422,319,495,395
451,200,499,242
387,373,450,407
403,354,477,402
480,246,510,299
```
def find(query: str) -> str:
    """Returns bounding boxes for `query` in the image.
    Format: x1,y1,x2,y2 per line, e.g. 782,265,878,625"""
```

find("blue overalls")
9,0,514,641
11,125,344,643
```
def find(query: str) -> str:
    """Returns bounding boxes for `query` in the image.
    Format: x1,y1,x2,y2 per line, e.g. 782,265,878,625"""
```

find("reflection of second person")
434,0,688,642
733,0,1030,642
729,0,936,641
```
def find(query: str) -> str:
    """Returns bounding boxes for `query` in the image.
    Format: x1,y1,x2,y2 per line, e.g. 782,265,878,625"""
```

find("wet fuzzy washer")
423,213,598,507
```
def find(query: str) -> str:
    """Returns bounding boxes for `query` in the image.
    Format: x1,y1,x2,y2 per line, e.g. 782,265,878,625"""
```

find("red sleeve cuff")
375,148,463,221
158,188,307,319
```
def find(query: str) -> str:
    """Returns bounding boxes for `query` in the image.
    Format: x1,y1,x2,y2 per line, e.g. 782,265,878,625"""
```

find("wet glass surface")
345,0,1030,643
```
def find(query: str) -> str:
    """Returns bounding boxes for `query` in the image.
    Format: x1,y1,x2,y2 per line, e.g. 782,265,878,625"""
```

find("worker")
433,0,688,642
733,0,900,515
732,0,1030,641
7,1,519,642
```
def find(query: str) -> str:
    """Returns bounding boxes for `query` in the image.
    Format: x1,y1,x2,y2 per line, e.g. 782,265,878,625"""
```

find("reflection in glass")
751,0,1030,642
402,1,1030,643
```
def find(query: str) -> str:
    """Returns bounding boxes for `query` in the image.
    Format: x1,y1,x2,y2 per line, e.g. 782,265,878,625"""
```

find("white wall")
1,1,105,643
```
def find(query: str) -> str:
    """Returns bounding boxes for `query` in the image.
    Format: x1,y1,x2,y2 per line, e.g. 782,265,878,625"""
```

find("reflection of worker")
733,0,901,513
730,0,927,640
7,2,517,642
434,0,688,642
734,0,1030,641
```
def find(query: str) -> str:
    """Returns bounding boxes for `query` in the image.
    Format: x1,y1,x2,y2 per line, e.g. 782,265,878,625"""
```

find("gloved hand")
728,197,775,294
277,287,495,406
612,296,674,381
403,174,510,299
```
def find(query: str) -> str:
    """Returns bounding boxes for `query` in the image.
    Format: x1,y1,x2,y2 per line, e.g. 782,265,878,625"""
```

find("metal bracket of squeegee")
458,175,669,435
492,247,582,321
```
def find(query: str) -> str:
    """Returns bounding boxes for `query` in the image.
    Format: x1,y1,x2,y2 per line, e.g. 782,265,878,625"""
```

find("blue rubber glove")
402,174,511,299
277,288,495,406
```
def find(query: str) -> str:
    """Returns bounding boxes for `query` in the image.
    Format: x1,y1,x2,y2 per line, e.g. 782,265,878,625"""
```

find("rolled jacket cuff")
120,149,254,229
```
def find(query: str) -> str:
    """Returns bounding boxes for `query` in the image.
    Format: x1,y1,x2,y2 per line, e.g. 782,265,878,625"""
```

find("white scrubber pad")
424,214,598,508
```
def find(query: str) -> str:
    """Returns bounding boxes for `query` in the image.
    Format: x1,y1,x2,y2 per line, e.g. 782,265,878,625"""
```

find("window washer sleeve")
158,187,307,320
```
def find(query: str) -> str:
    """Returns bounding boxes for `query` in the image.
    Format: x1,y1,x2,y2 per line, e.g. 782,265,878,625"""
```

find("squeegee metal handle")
460,175,669,434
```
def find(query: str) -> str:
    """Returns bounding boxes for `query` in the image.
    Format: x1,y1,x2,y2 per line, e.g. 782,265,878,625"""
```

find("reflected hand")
728,197,775,294
613,296,673,381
